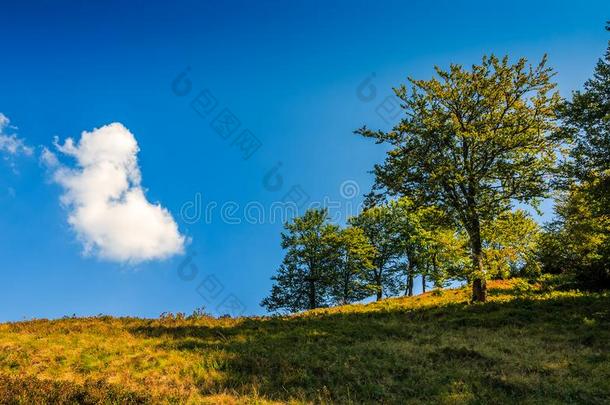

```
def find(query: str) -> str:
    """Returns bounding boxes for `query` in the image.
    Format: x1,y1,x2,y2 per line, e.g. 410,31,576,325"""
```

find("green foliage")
328,226,377,305
357,54,562,300
540,33,610,290
348,204,403,299
481,210,541,279
389,197,469,292
539,184,610,289
261,208,342,312
558,38,610,207
348,198,470,299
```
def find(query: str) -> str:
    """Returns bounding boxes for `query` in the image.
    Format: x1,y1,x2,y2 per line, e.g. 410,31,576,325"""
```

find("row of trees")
261,201,540,312
262,26,610,313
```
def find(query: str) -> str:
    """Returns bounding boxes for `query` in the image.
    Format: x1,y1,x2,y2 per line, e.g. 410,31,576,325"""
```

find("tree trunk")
472,277,486,302
422,273,426,294
405,260,415,297
469,220,487,302
308,279,316,310
375,270,383,301
407,274,414,296
343,274,349,305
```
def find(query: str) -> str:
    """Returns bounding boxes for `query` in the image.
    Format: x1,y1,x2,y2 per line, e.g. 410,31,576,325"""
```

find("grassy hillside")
0,279,608,404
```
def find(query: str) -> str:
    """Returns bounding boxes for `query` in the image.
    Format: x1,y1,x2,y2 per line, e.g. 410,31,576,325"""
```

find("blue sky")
0,1,608,321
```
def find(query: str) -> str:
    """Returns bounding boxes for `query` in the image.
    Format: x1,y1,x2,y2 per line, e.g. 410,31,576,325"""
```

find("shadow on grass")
127,291,610,403
0,374,151,404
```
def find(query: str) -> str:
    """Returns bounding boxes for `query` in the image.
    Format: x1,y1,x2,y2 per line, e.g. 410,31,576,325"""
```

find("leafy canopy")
360,55,561,223
261,209,341,312
358,54,562,300
262,209,378,312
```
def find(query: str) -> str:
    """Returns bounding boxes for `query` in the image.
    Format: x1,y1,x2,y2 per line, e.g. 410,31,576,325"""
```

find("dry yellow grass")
1,279,608,403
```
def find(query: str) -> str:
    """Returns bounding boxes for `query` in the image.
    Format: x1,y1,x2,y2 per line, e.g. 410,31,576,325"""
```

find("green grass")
0,279,608,404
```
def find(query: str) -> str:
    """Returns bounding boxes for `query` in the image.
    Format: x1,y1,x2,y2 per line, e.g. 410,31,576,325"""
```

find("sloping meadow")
0,280,608,404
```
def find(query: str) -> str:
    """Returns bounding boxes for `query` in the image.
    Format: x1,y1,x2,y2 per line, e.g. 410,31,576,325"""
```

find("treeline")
262,26,610,313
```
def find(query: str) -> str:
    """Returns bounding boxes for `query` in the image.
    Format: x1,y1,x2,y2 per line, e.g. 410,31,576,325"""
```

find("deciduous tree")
261,209,341,312
358,55,562,301
329,226,377,305
349,206,402,300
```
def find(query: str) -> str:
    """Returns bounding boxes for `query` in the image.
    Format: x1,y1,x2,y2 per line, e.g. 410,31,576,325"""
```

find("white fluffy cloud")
0,113,33,157
47,122,185,263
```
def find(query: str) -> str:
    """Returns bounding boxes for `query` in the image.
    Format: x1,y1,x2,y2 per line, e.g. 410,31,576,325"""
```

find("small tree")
390,197,468,295
261,209,341,312
539,183,610,289
329,226,377,305
386,198,421,296
358,55,561,301
349,206,402,300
